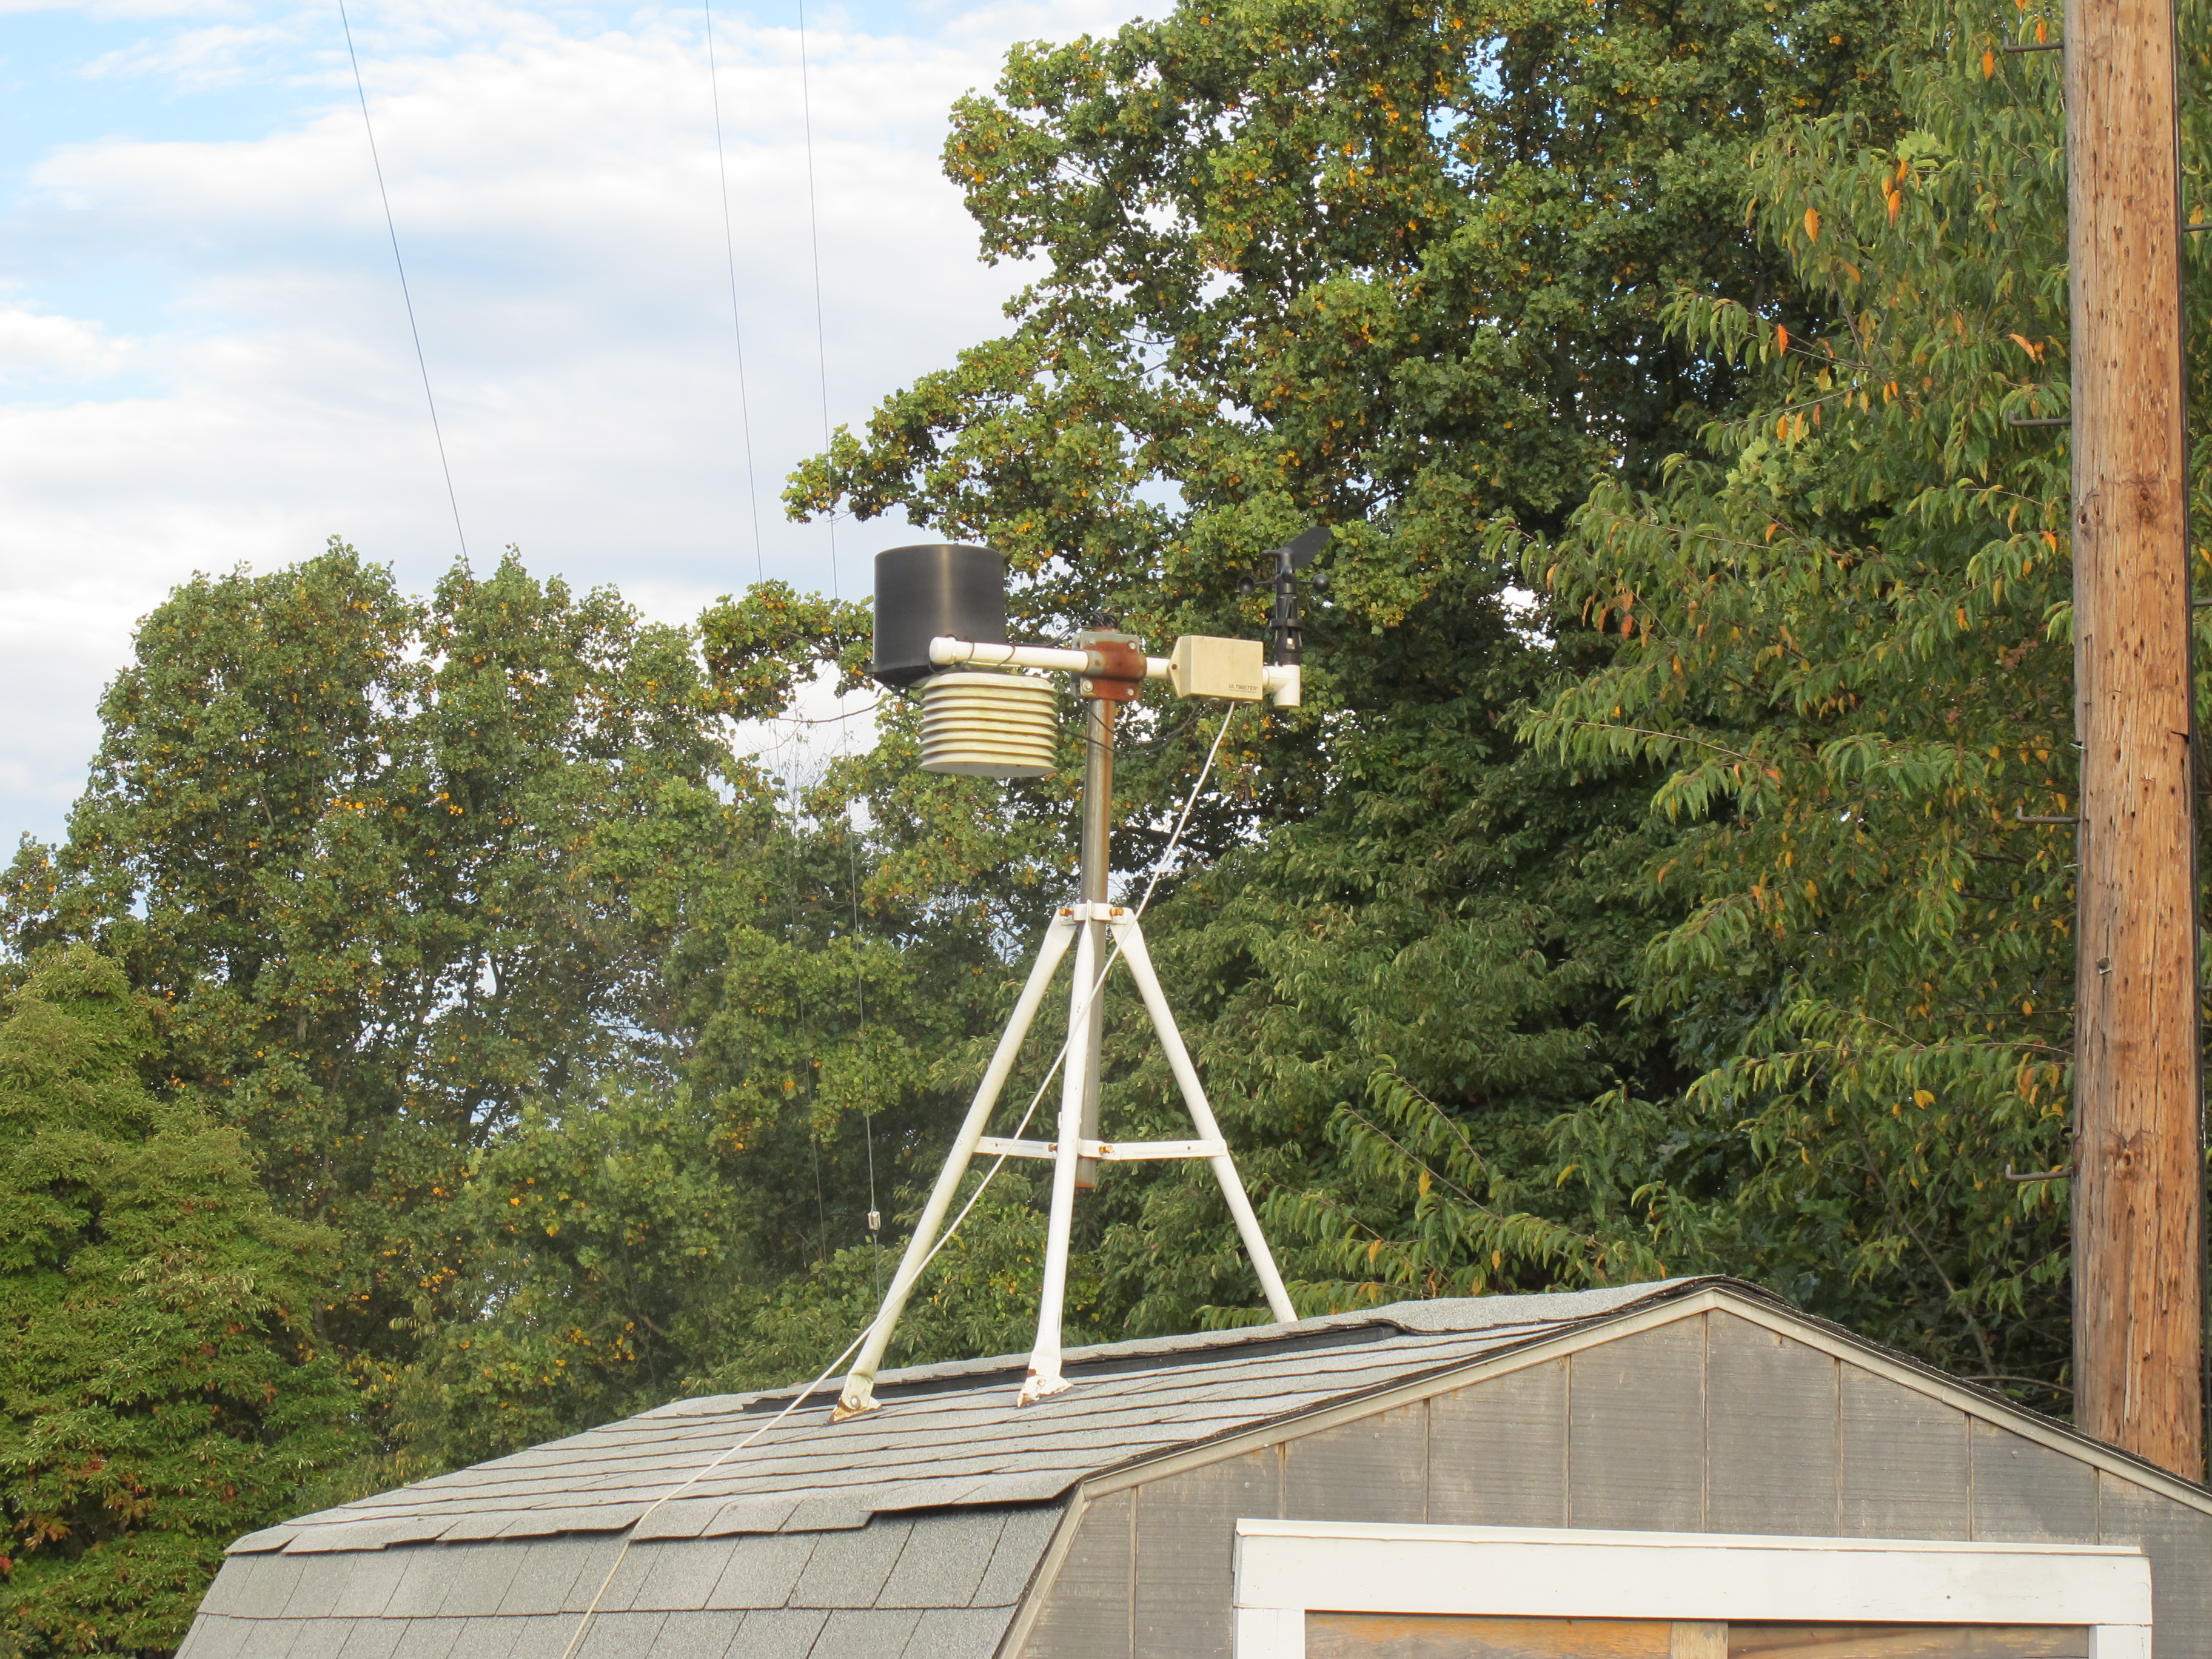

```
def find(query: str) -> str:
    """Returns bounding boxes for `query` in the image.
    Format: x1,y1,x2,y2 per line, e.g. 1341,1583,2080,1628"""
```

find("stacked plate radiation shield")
874,543,1062,779
917,671,1059,777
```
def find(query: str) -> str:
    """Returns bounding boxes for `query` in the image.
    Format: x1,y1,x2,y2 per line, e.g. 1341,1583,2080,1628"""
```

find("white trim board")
1231,1520,2154,1659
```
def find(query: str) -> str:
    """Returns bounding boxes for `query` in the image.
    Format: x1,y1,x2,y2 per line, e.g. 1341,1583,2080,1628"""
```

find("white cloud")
0,298,131,380
0,0,1165,844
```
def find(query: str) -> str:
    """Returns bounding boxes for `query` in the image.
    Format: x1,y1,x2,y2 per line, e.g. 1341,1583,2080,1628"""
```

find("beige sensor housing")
1168,634,1265,702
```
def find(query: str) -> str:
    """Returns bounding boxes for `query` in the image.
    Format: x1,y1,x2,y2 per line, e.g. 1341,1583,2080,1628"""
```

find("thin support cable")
336,0,466,560
796,0,873,1285
554,708,1239,1659
853,828,879,1300
703,0,765,581
794,0,838,598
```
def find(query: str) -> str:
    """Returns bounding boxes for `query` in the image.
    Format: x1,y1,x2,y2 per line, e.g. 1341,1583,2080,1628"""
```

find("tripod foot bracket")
1016,1367,1073,1407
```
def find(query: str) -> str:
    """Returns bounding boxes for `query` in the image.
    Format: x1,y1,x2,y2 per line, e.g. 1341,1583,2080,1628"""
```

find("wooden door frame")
1230,1521,2153,1659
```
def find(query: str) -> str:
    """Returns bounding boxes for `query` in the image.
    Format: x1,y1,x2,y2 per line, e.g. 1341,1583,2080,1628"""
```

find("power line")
703,0,766,581
335,0,467,560
795,0,838,599
794,0,877,1290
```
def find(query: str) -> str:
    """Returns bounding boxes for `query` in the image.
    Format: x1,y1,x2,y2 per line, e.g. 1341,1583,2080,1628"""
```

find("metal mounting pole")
1075,696,1113,1189
1019,916,1099,1404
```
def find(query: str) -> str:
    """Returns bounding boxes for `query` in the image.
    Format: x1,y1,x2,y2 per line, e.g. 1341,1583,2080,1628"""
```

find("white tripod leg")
1018,917,1100,1404
1110,916,1298,1324
834,911,1080,1419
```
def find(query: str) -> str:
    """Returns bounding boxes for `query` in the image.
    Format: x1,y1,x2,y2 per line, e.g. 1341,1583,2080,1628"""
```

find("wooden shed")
178,1276,2212,1659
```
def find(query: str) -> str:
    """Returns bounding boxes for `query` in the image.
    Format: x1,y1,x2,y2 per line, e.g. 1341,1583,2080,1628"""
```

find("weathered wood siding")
1016,1310,2212,1659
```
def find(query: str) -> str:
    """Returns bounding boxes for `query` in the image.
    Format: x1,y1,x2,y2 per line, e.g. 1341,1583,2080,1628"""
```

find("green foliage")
20,0,2175,1638
388,1077,751,1467
1076,626,1681,1329
0,946,359,1657
776,0,1900,1352
1510,0,2164,1403
2,545,743,1426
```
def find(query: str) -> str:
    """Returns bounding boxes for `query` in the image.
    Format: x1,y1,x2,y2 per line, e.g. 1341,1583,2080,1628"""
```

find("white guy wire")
556,708,1241,1659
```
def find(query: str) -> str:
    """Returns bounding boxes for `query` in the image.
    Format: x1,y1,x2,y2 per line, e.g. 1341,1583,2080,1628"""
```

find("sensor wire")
555,709,1240,1659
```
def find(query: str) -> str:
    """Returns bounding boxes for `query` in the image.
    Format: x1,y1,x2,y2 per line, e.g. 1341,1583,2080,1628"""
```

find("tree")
766,0,1900,1349
2,546,740,1423
0,945,358,1657
1513,0,2148,1404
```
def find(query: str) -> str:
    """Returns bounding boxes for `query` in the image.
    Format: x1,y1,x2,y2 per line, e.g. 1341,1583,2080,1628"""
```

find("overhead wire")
702,0,766,581
554,707,1241,1659
791,0,880,1293
335,0,467,560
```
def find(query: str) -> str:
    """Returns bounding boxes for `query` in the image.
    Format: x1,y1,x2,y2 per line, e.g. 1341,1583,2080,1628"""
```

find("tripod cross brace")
831,899,1296,1418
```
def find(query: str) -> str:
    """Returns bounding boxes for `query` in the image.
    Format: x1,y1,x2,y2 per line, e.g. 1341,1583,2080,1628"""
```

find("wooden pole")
2066,0,2204,1478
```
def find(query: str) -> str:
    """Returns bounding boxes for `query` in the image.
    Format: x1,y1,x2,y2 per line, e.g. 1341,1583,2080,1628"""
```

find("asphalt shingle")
724,1608,828,1659
901,1604,1019,1658
191,1282,1745,1657
259,1284,1710,1549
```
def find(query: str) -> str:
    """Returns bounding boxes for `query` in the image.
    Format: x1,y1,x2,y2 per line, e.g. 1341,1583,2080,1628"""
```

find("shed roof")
187,1275,2210,1659
230,1277,1712,1560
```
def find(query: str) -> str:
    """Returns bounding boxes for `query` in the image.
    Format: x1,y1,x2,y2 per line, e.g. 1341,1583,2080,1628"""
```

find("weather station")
832,531,1329,1417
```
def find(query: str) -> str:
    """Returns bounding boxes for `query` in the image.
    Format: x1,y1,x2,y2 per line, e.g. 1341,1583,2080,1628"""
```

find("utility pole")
2066,0,2204,1477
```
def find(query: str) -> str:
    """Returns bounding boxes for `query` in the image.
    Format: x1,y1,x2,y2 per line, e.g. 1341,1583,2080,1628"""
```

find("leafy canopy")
0,945,358,1658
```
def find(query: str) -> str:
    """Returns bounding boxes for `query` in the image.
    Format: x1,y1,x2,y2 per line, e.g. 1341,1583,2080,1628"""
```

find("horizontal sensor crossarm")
928,634,1302,706
929,635,1173,678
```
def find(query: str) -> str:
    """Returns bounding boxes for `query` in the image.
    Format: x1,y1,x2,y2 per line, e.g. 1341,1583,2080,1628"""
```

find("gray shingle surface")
175,1614,250,1659
653,1610,742,1659
725,1607,828,1658
494,1536,621,1617
432,1543,528,1619
973,1507,1061,1607
381,1546,455,1620
903,1605,1019,1658
574,1610,666,1657
291,1618,363,1659
257,1282,1709,1552
336,1618,409,1659
327,1552,409,1619
874,1510,1002,1608
634,1536,745,1610
705,1531,817,1609
816,1607,922,1651
392,1618,466,1659
787,1517,910,1607
189,1282,1736,1658
497,1614,580,1659
445,1618,523,1659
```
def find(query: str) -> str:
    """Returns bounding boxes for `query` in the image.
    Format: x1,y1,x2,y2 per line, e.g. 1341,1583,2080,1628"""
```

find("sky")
0,0,1151,850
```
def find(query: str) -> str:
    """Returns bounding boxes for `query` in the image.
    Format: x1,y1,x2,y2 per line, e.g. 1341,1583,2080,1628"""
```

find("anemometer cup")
871,544,1008,688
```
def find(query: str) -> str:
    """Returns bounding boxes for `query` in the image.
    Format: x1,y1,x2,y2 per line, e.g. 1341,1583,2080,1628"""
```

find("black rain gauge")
833,538,1323,1417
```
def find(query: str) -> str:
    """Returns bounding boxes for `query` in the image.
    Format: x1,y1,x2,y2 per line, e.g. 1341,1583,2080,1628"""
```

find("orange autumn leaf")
1804,207,1821,243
